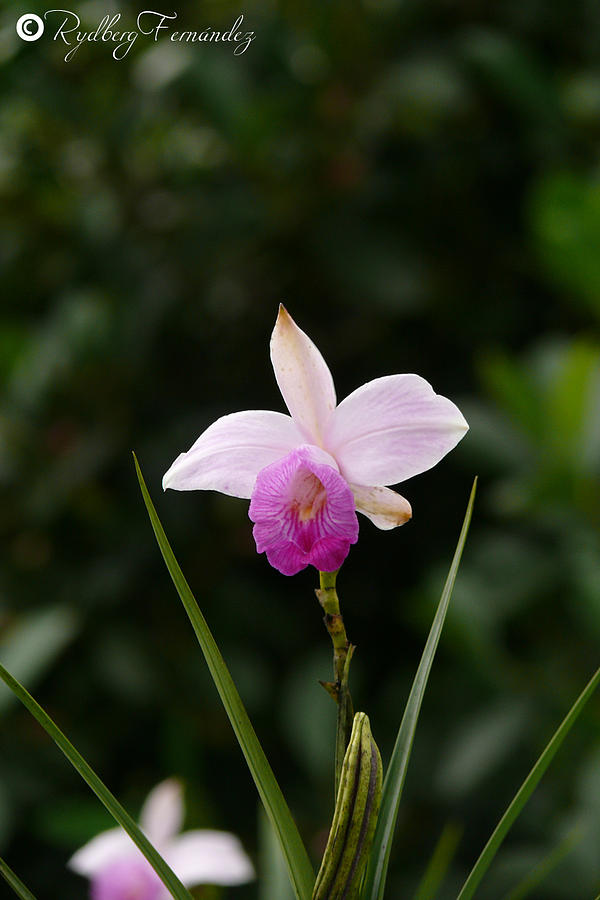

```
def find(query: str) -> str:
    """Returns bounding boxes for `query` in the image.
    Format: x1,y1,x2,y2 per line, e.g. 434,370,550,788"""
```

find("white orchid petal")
163,410,304,498
166,830,255,886
67,827,134,876
270,305,337,445
326,374,468,486
139,779,183,847
352,484,412,530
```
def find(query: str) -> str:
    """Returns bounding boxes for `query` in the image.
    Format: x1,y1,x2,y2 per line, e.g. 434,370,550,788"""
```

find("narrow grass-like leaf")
0,662,192,900
0,856,38,900
363,478,477,900
457,670,600,900
134,455,314,900
412,822,463,900
501,823,582,900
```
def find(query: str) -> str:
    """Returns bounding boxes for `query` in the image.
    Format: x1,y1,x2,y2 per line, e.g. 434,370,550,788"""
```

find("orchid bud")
313,712,383,900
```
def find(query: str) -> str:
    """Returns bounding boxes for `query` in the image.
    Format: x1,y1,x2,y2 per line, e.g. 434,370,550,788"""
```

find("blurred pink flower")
68,779,254,900
163,306,468,574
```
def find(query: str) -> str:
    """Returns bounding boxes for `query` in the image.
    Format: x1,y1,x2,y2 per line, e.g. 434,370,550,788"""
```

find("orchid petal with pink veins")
91,857,162,900
325,374,469,487
162,410,305,498
351,484,413,530
249,445,358,575
270,304,336,446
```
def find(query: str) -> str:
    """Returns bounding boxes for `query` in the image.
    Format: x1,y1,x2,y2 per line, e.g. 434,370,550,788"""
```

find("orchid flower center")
290,470,327,522
248,445,359,576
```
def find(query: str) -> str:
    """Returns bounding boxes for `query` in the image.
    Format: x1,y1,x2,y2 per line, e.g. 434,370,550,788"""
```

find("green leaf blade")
363,478,478,900
0,663,192,900
0,856,38,900
134,454,314,900
457,669,600,900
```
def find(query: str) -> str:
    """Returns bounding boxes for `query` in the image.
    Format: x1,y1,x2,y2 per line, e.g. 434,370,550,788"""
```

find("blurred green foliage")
1,0,599,896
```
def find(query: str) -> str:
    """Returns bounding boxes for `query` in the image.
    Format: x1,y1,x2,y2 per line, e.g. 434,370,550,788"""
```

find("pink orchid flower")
68,779,254,899
163,307,468,575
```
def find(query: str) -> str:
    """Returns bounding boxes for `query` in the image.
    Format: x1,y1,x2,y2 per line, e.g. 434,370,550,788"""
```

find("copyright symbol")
16,13,44,41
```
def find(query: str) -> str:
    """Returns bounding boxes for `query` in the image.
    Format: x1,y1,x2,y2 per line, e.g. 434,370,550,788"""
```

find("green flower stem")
317,570,354,794
317,569,349,685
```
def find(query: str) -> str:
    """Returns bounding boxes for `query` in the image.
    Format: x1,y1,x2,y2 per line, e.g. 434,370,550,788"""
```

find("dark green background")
1,0,600,896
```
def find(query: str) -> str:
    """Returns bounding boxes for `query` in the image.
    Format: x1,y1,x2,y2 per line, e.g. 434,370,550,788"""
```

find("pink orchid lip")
249,445,359,576
91,856,162,900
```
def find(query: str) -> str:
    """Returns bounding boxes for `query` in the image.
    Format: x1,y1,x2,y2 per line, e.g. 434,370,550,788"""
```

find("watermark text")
16,9,255,60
